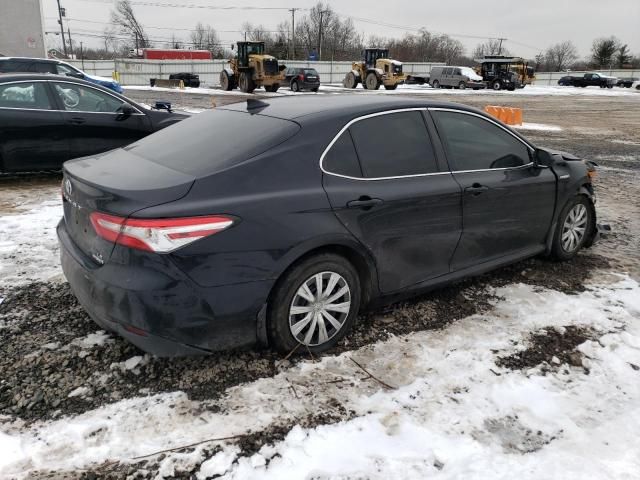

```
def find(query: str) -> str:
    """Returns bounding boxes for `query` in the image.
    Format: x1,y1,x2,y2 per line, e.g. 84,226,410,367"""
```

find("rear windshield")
303,69,318,75
127,109,300,176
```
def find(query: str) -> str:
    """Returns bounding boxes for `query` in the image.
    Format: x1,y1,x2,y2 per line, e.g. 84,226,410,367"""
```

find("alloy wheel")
288,271,351,346
561,204,588,252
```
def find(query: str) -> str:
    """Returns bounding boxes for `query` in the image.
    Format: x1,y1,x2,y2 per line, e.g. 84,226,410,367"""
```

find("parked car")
405,74,429,85
0,57,124,93
169,72,201,88
0,74,187,172
58,95,600,357
429,66,485,90
616,77,638,88
283,67,320,92
572,73,617,88
632,80,640,91
557,75,576,86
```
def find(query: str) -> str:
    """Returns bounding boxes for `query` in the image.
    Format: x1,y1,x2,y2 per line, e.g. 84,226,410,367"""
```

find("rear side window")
323,131,362,177
28,62,56,74
432,110,531,171
128,109,300,176
0,61,19,73
348,111,438,178
0,82,52,110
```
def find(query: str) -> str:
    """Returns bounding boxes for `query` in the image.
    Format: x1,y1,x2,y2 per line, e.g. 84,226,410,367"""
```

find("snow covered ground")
125,83,640,98
0,192,64,287
1,276,639,478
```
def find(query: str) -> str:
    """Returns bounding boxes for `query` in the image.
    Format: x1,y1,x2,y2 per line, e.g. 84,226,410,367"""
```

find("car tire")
291,81,300,92
492,80,501,90
267,253,361,354
550,196,594,261
311,87,319,92
432,80,440,88
458,81,466,90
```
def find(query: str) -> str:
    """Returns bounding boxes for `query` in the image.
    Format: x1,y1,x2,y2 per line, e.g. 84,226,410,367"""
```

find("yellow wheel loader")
344,49,406,90
220,42,286,94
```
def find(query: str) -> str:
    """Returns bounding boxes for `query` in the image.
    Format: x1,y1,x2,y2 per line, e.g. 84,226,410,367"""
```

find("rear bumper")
298,80,320,90
57,220,271,356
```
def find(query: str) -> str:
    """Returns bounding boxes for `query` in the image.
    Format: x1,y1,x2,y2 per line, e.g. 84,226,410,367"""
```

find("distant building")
0,0,46,58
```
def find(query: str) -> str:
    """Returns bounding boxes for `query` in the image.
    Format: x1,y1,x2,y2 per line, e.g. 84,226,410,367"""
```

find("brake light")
298,74,304,81
90,212,234,253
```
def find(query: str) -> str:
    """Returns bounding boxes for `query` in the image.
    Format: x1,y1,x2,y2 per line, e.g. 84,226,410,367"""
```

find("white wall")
0,0,46,58
66,59,445,86
66,59,640,87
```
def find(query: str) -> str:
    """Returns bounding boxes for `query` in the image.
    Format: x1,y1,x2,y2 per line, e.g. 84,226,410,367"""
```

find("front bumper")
58,220,271,356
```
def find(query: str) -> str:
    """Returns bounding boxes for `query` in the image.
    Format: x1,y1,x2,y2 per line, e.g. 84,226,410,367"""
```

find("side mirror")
533,148,553,168
121,104,135,115
154,101,172,112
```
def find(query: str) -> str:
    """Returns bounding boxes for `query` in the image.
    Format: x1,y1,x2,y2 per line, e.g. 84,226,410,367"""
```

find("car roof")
0,57,64,64
218,94,484,122
0,73,90,85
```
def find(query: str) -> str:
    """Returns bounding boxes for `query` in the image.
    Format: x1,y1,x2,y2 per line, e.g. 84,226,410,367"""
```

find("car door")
321,109,462,293
0,80,68,172
430,108,556,271
50,80,152,159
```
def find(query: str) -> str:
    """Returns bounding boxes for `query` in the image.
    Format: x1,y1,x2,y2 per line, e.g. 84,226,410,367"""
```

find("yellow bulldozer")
220,41,286,93
344,48,406,90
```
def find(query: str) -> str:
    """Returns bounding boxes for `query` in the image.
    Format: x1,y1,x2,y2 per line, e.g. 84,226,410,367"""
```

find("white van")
429,66,485,90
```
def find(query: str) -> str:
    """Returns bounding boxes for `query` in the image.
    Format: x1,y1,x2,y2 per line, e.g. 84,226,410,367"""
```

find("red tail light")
298,74,304,81
90,212,235,253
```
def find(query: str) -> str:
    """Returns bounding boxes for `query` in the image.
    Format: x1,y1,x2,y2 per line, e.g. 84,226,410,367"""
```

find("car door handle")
69,117,86,125
464,183,489,195
346,196,384,209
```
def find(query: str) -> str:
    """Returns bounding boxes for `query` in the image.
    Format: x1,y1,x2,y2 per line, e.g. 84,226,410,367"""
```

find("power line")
80,0,305,10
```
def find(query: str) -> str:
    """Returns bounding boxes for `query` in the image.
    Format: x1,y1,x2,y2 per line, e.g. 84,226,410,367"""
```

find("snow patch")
513,122,563,132
1,277,639,479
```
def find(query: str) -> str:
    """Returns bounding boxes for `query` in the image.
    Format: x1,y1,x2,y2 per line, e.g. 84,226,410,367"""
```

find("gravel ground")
0,89,638,479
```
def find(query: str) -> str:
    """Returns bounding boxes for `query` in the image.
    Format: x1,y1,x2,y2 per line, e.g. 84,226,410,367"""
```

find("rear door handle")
347,196,384,209
69,117,86,125
464,183,489,195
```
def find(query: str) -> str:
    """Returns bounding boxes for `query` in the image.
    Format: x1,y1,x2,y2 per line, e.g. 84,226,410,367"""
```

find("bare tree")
111,0,149,49
544,41,578,71
167,33,183,50
102,27,118,56
190,23,224,57
591,36,619,68
472,39,509,59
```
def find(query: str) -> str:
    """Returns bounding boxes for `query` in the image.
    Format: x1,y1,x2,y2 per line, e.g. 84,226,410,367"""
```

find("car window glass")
52,83,125,112
323,130,362,177
57,64,79,75
0,82,52,110
349,111,438,178
26,62,56,74
433,111,531,171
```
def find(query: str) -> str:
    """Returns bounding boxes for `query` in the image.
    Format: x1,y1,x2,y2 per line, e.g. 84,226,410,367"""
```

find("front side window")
52,83,126,112
432,110,531,171
0,82,52,110
349,111,438,178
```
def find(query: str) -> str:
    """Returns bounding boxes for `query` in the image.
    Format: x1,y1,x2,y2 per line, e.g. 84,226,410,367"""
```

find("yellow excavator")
344,48,406,90
220,41,286,93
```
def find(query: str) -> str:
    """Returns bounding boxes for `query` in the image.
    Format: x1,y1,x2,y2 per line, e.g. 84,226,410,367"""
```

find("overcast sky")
42,0,640,58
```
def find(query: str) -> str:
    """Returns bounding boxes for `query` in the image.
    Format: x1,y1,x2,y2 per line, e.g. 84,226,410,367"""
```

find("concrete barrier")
149,78,185,89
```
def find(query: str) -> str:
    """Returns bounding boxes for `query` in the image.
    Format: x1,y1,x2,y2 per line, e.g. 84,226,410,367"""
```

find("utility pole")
135,31,139,56
318,9,329,61
497,38,507,55
56,0,67,57
67,27,74,57
289,8,298,60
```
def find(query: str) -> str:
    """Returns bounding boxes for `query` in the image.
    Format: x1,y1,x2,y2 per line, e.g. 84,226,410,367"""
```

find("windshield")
57,63,83,75
303,69,318,75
